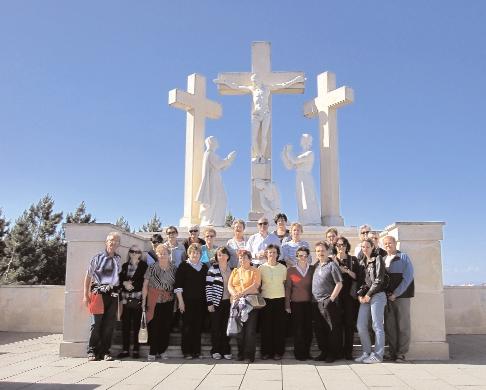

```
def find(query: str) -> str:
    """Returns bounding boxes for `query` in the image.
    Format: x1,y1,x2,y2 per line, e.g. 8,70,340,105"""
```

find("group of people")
82,217,414,365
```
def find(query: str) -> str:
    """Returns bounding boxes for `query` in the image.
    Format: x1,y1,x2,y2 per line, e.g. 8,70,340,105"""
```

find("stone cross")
168,73,222,227
304,71,354,226
215,41,304,220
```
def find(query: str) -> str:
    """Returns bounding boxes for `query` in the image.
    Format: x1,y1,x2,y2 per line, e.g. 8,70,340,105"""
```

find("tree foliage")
115,216,131,232
1,195,66,285
65,201,96,223
140,213,162,232
225,212,235,228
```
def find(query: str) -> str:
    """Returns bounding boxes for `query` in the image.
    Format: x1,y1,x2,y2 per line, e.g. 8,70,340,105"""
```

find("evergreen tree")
0,208,11,279
225,212,235,228
65,201,96,223
115,216,131,232
140,213,162,232
3,195,66,285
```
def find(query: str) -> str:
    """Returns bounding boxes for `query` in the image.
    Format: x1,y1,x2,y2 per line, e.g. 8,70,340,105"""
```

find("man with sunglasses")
245,217,280,266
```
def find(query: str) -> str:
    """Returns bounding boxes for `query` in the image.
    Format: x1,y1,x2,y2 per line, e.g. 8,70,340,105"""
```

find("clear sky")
1,1,485,285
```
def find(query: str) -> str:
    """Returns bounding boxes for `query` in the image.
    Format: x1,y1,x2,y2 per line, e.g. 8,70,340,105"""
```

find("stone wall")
444,286,486,334
0,285,64,332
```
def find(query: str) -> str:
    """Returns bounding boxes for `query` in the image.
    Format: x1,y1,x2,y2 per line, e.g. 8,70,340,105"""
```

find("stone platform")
1,332,485,390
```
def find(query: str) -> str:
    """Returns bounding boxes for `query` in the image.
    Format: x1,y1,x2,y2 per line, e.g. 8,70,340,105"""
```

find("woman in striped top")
142,244,176,361
206,246,233,360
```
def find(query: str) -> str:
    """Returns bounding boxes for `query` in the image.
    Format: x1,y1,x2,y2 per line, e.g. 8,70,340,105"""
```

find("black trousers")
312,299,342,358
148,301,173,355
210,299,231,355
290,301,313,359
181,299,204,356
338,294,359,357
88,294,118,356
237,309,258,360
260,297,286,357
121,304,143,352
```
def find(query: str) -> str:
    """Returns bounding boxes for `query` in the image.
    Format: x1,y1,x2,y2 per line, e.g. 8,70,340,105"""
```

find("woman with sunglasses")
183,225,206,252
118,245,148,359
164,226,187,268
333,236,359,360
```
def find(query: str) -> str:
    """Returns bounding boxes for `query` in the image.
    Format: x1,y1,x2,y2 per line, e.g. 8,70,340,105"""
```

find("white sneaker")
147,354,156,361
160,352,169,360
363,353,382,364
212,353,222,360
354,352,369,363
223,354,233,360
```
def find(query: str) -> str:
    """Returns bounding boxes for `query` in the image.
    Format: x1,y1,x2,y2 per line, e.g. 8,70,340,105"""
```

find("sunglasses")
189,229,199,233
129,249,142,254
166,231,176,235
258,222,269,226
360,231,371,235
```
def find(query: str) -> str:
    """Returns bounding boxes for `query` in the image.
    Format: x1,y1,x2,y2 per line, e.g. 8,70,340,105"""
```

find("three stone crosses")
169,41,354,227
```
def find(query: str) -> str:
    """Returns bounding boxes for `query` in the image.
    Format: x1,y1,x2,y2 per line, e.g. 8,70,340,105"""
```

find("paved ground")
0,333,485,389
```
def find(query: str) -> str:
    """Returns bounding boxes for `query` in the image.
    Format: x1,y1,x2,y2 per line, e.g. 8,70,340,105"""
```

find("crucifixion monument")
168,73,222,227
214,41,305,221
304,71,354,226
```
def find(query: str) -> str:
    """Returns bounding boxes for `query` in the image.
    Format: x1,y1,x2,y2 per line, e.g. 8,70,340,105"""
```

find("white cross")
168,73,222,227
304,71,354,226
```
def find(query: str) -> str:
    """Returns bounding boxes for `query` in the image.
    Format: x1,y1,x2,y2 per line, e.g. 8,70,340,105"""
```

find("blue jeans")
357,292,386,359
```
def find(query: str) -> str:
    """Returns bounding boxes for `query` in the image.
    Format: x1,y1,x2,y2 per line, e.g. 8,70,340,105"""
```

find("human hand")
228,151,236,161
208,305,215,313
83,294,90,307
388,294,396,302
285,308,291,314
179,302,185,313
363,295,371,303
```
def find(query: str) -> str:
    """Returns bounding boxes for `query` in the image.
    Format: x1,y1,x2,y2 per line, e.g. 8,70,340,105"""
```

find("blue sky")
1,1,485,285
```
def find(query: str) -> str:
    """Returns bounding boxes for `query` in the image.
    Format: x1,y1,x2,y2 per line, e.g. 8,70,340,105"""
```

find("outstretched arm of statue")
281,145,295,169
208,150,236,171
214,78,250,90
273,74,305,89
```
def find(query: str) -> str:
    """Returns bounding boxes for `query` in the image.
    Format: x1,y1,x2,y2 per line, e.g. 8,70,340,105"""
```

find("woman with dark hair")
259,244,287,360
285,246,315,360
118,245,148,359
228,250,261,363
272,213,290,243
142,244,176,361
355,238,387,364
206,246,233,360
175,243,208,359
334,236,360,360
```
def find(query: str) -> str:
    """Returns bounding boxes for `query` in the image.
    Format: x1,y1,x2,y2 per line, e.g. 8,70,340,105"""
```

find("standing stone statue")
281,134,321,225
215,73,304,162
196,136,236,226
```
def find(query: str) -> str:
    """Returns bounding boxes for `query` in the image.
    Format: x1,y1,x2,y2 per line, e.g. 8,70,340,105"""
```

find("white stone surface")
196,136,236,226
382,222,450,359
0,286,64,332
215,41,304,220
444,286,486,334
281,133,321,225
304,72,354,226
168,74,222,227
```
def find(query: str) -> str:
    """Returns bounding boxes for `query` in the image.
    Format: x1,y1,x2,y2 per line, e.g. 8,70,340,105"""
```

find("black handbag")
125,297,142,310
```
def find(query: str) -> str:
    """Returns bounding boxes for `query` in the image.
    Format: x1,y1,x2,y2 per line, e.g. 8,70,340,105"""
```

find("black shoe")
344,354,353,360
117,351,129,359
273,355,282,361
325,356,335,363
236,355,244,361
261,354,270,360
295,356,307,361
132,351,139,359
314,353,326,361
244,357,255,363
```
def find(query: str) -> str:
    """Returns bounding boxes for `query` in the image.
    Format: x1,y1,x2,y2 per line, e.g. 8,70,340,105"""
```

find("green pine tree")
140,213,162,232
225,212,235,228
115,216,131,232
0,208,11,279
65,201,96,223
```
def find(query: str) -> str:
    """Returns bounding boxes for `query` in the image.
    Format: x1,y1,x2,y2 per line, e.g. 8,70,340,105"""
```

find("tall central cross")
168,73,222,227
215,41,305,220
304,71,354,226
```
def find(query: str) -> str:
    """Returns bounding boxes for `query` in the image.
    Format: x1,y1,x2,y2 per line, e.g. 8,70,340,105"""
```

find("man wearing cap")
183,225,206,252
245,217,280,266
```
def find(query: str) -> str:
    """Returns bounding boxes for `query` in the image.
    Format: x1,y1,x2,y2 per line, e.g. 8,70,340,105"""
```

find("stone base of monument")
61,221,450,360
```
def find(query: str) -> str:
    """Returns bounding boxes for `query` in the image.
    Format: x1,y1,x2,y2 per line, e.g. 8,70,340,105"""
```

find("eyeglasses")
166,231,176,235
129,249,142,254
189,230,198,233
258,222,269,226
360,230,371,235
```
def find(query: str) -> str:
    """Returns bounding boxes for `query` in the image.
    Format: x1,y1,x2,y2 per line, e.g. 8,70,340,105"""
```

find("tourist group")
82,213,414,365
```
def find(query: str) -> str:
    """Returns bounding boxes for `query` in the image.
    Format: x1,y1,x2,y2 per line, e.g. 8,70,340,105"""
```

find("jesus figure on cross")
215,73,304,162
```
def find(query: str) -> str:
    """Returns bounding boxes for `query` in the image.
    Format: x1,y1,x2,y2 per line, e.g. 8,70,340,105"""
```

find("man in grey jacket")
382,236,415,362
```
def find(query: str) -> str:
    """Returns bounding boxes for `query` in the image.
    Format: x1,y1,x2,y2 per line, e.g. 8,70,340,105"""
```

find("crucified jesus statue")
214,73,304,162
